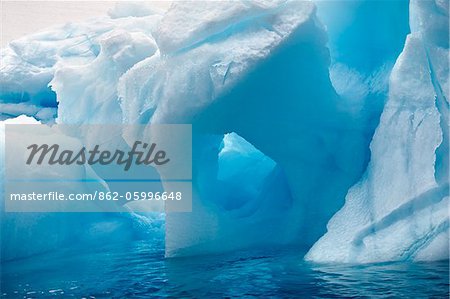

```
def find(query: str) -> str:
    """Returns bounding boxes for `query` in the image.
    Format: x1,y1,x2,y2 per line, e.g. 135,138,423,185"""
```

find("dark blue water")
1,240,449,298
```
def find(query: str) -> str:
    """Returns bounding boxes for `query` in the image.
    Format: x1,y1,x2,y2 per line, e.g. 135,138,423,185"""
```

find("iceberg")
0,12,162,122
0,116,164,261
0,0,448,263
306,0,449,263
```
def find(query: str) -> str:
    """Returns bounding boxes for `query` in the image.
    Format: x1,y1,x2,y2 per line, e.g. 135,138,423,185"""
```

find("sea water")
1,240,448,298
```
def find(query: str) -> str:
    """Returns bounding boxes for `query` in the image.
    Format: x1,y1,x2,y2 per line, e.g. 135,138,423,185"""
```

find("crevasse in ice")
0,0,448,263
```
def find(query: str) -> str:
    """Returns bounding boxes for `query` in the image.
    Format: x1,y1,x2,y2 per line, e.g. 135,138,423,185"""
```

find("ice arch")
114,1,370,256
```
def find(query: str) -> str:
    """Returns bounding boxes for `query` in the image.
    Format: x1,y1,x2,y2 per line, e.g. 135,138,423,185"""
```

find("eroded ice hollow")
1,0,448,263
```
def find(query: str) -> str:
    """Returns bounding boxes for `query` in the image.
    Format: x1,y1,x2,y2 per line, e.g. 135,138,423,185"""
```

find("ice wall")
306,0,449,263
